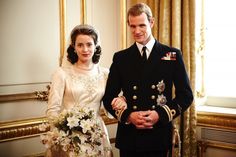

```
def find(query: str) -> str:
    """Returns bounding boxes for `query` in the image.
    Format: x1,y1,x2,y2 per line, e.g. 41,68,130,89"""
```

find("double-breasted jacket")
103,40,193,151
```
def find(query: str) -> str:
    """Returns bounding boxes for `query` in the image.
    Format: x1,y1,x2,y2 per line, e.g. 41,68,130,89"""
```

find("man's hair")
127,3,153,24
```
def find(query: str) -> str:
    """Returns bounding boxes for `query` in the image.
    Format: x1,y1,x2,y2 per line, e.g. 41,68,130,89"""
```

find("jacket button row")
132,95,137,100
133,105,137,110
133,86,137,90
151,85,156,89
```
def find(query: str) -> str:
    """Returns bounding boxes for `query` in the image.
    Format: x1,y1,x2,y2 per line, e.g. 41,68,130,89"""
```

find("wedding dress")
45,64,112,157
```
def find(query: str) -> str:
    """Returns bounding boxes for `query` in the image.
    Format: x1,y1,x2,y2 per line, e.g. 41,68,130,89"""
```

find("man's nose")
134,27,141,34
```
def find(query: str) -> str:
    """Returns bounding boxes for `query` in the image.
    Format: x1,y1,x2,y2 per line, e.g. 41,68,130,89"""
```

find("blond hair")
127,3,153,24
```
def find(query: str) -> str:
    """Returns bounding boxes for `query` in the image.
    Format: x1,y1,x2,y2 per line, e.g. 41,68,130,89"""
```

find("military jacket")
103,41,193,151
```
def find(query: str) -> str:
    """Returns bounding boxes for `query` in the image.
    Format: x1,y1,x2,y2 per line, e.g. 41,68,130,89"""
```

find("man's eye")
140,24,146,28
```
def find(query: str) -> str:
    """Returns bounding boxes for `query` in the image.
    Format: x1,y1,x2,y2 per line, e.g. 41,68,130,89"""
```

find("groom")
103,3,193,157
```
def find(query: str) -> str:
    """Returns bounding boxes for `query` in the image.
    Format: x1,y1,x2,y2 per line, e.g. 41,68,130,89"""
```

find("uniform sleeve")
156,50,193,124
46,67,66,121
100,66,115,119
102,53,132,123
102,53,120,118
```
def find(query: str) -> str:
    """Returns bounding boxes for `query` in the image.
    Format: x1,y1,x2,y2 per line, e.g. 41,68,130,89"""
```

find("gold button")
133,86,137,90
133,95,137,100
151,95,156,99
171,109,176,116
152,105,156,109
133,105,137,110
151,85,156,89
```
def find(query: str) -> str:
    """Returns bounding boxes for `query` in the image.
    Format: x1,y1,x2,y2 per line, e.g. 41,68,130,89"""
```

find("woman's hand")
111,96,127,111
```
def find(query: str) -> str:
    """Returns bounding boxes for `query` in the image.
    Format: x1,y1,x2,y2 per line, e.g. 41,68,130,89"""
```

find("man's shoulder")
156,42,183,61
157,42,181,52
115,44,136,56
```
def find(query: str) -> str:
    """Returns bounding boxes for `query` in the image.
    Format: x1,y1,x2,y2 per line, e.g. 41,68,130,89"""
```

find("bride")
45,24,114,157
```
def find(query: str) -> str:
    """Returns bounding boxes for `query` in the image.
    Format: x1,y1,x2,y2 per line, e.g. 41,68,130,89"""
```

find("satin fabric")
46,64,112,157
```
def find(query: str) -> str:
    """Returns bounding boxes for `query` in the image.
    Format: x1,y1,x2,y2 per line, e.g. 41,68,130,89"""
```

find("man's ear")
150,17,155,27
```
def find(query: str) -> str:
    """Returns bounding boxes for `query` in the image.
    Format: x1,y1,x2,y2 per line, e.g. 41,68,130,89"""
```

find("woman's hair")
67,24,101,64
127,3,153,24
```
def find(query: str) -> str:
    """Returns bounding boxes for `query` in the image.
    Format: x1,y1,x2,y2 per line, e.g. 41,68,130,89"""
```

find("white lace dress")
45,64,112,157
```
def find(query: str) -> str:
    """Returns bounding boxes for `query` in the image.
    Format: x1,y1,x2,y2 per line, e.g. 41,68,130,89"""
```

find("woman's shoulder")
52,66,72,78
54,66,70,73
99,66,109,73
98,65,109,76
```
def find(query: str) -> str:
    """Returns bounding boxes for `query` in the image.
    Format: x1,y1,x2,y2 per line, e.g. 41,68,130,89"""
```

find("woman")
45,24,113,157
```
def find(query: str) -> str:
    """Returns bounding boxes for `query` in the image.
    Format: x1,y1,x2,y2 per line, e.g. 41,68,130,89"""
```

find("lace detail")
71,73,104,101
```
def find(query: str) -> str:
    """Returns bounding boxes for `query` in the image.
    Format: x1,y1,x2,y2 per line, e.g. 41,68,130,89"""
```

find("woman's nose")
83,46,88,51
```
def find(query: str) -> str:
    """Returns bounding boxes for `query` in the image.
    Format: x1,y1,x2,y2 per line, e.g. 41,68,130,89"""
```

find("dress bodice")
45,64,112,157
46,64,109,119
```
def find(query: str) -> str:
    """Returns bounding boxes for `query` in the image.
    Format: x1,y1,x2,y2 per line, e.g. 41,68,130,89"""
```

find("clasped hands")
111,97,159,129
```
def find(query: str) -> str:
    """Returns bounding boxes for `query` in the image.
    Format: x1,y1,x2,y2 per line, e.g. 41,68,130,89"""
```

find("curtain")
127,0,197,156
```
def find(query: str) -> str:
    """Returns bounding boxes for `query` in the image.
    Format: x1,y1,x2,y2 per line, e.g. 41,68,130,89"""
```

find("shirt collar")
136,36,155,58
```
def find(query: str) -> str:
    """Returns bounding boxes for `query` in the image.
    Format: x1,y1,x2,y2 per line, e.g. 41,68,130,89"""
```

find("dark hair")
67,24,101,64
127,3,153,24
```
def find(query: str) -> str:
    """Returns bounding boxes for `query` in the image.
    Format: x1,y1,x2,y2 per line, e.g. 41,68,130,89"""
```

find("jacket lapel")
125,41,162,83
122,44,143,83
141,41,162,81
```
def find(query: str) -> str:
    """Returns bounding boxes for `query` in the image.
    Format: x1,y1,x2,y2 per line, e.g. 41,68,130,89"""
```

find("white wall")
0,0,60,86
86,0,121,68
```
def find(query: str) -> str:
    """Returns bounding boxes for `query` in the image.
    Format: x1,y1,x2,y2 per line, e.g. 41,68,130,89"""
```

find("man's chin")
136,41,145,45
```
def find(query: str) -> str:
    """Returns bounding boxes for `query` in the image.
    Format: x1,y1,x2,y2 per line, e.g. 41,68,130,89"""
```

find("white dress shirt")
136,36,155,59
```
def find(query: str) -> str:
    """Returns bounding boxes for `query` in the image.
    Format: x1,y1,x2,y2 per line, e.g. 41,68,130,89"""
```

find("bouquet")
39,106,104,157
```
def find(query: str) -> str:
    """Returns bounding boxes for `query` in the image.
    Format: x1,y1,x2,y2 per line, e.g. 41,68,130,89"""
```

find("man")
103,3,193,157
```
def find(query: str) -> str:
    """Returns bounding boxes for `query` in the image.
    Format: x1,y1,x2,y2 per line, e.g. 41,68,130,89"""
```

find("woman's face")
74,34,95,63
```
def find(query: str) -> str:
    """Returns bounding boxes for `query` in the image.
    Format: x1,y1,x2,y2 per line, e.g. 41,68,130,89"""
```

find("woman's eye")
87,43,93,47
77,43,83,47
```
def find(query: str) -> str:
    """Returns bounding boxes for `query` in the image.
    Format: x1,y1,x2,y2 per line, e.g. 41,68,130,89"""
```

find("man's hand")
141,110,159,128
128,110,159,129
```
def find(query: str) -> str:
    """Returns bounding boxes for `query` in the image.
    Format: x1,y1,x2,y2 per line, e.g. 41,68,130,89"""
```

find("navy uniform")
102,40,193,155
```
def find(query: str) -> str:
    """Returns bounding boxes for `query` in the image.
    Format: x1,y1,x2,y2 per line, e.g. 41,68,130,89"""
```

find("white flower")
40,106,103,156
59,130,68,137
80,119,93,133
67,115,79,129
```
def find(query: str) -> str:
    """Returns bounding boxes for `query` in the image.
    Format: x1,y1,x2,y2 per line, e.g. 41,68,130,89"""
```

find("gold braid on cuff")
162,105,176,122
115,109,125,122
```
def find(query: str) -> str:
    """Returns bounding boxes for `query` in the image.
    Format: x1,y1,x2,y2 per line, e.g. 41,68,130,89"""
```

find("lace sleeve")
46,67,66,121
100,66,109,80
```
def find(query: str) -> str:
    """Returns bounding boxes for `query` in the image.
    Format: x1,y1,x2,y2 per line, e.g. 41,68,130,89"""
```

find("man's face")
128,13,154,45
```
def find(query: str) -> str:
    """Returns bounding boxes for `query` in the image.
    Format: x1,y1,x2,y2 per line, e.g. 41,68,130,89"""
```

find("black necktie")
142,46,147,62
